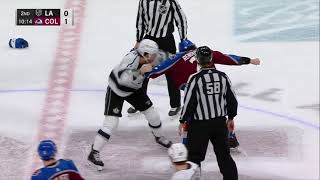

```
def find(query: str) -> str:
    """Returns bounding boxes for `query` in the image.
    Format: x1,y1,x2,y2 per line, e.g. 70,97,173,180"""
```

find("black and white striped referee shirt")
136,0,188,42
180,68,238,122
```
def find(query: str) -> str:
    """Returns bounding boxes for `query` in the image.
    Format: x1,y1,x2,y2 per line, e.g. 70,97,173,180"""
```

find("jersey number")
206,82,220,94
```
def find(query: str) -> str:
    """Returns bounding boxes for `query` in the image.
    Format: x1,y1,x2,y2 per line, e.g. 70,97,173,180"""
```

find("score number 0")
62,9,73,26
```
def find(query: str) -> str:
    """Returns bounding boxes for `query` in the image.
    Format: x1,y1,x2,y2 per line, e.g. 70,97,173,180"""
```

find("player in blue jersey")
31,140,84,180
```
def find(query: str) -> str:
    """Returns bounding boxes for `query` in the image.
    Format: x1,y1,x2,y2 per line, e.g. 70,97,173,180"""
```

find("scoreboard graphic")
16,9,73,26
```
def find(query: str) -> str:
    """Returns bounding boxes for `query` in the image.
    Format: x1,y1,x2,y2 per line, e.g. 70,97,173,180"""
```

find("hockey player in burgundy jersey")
145,40,260,150
145,39,260,89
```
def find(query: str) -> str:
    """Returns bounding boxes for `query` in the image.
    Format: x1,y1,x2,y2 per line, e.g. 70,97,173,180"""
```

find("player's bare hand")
139,64,153,74
227,119,235,132
250,58,260,65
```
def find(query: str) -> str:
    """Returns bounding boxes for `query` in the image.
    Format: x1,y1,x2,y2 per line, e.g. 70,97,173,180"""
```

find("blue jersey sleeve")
226,54,251,64
145,52,187,78
227,55,241,63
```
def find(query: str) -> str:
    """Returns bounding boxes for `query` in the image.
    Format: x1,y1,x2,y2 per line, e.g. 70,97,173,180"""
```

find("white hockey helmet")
137,39,159,55
168,143,188,163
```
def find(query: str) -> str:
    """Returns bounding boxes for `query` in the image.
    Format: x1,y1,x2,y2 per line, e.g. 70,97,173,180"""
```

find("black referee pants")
186,118,238,180
142,34,181,108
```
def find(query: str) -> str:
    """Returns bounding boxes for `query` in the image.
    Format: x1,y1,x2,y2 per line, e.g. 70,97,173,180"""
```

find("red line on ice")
25,0,87,178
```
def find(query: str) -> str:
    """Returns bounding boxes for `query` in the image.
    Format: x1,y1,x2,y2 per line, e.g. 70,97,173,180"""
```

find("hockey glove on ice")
9,38,29,49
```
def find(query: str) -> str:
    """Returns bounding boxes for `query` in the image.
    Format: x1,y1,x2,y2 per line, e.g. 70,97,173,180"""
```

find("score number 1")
62,9,73,26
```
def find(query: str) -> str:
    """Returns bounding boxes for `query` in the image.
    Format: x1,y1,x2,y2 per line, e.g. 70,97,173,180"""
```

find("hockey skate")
168,106,181,116
228,132,242,154
88,145,104,171
155,136,172,148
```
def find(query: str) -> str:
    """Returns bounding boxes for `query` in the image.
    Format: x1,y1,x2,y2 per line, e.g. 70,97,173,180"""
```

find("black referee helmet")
196,46,212,65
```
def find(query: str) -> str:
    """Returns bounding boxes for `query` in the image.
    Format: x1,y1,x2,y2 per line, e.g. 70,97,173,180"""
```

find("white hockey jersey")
171,161,201,180
108,50,145,97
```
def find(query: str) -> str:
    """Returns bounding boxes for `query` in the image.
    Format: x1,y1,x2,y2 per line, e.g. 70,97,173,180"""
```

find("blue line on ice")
0,88,319,130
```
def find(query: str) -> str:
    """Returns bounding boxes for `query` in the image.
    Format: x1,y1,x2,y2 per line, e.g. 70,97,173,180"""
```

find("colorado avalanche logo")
35,19,43,25
158,5,168,15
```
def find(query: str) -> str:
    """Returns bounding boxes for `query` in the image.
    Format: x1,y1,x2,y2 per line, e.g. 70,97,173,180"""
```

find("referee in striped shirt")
129,0,188,116
179,46,238,179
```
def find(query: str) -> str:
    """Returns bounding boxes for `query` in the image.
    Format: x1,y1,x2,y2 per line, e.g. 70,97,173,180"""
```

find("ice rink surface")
0,0,319,179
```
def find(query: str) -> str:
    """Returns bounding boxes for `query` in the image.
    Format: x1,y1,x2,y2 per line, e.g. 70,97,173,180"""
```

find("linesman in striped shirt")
179,46,238,179
128,0,188,116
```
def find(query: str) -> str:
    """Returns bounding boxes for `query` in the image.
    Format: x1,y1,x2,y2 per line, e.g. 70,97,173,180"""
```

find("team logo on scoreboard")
35,19,43,25
158,5,168,15
16,9,65,26
35,9,42,17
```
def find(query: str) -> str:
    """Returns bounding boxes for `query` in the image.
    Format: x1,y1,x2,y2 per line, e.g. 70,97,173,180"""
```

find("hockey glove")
9,38,29,49
228,131,240,148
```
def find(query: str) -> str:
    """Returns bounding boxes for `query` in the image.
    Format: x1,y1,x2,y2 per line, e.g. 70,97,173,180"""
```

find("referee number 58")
206,82,220,94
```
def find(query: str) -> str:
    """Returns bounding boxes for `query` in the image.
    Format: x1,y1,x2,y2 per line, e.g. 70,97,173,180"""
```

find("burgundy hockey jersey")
146,50,251,89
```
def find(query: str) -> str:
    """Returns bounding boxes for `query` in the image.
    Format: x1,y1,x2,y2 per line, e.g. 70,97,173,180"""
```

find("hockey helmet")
37,140,57,160
137,39,159,56
168,143,188,163
196,46,212,65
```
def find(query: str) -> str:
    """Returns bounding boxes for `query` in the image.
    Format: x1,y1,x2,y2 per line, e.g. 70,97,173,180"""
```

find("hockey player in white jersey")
88,39,172,171
168,143,201,180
